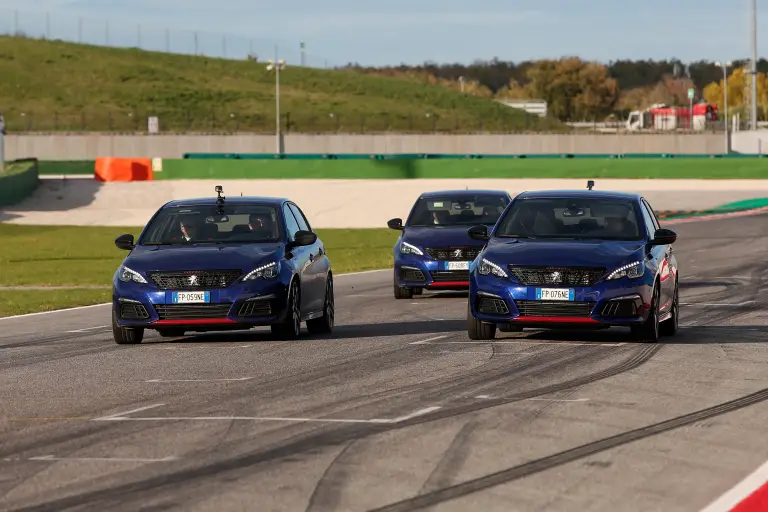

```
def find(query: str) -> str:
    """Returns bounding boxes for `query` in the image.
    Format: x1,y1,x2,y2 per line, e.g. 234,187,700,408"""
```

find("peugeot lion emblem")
188,275,198,286
453,249,463,258
551,271,561,283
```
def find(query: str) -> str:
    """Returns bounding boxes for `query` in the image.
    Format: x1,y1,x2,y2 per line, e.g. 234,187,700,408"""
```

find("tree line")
343,57,768,122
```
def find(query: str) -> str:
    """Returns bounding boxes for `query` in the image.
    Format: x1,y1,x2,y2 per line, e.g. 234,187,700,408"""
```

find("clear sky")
1,0,765,67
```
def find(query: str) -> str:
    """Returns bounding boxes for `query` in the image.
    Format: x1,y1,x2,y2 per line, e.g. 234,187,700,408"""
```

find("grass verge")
0,224,398,316
0,35,560,134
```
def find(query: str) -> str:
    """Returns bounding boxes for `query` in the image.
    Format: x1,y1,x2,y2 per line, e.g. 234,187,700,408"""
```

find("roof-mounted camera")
215,185,225,203
587,180,595,190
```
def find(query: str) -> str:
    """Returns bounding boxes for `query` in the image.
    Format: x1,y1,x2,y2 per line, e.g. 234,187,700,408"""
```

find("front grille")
400,268,426,282
508,266,606,286
601,300,638,317
477,297,509,315
148,270,242,290
238,300,272,317
425,246,481,261
120,303,149,319
153,303,232,320
429,270,470,282
514,300,595,317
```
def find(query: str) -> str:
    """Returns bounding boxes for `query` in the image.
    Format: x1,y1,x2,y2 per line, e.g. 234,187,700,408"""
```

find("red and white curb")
700,460,768,511
662,206,768,225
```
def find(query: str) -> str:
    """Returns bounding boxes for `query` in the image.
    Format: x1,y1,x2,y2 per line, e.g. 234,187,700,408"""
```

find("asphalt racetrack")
1,213,768,511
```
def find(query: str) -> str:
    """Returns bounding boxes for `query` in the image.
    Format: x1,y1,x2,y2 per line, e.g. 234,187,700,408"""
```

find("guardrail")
182,152,768,159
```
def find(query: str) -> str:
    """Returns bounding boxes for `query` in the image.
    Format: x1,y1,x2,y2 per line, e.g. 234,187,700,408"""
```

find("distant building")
495,99,547,117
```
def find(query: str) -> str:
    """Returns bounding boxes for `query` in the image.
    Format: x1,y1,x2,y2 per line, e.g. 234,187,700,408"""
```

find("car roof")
419,189,511,198
515,190,642,201
162,196,289,208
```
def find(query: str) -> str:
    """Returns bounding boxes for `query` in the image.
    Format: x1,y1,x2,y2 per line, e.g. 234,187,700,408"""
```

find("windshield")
407,194,510,227
494,197,643,241
139,204,283,245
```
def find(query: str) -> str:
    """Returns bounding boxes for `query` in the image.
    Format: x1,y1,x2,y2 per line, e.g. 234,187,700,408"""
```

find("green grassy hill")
0,36,563,134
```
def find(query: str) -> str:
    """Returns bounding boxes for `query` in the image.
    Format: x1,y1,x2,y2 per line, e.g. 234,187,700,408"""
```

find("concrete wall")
6,133,729,160
731,130,768,154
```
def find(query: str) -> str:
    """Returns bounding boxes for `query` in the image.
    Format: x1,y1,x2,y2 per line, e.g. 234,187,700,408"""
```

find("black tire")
660,279,679,337
631,283,660,343
271,280,301,340
467,303,496,340
393,272,413,300
112,308,144,345
158,329,185,338
307,275,334,335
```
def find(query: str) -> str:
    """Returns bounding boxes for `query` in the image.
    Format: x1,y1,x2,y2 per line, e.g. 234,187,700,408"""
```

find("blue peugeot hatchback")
111,186,334,344
466,186,679,342
387,190,512,299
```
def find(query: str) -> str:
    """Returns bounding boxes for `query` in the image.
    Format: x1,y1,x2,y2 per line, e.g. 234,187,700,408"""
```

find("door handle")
309,253,314,262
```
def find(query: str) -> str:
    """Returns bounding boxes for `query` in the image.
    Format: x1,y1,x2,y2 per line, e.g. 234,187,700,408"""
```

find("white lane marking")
475,395,492,399
28,455,178,463
93,403,166,421
90,403,440,425
527,398,590,402
144,377,253,383
438,350,535,356
385,406,442,423
699,459,768,512
0,302,111,321
415,340,626,347
409,335,448,345
67,325,109,333
0,269,389,322
681,301,755,307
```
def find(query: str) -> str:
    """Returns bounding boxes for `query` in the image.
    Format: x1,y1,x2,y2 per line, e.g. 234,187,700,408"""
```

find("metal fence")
0,109,736,134
0,7,337,68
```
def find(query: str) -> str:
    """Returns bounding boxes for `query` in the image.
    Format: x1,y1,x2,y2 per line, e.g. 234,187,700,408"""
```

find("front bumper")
113,278,290,331
468,270,654,327
394,253,472,290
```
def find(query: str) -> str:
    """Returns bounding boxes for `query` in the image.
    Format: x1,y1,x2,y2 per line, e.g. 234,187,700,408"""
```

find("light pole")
716,61,732,152
266,50,286,154
750,0,758,130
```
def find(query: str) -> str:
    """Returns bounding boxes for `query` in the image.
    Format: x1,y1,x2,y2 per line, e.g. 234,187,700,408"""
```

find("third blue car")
466,186,679,342
387,190,512,299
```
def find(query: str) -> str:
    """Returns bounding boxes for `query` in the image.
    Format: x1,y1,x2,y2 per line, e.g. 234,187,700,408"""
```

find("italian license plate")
445,261,469,270
172,291,210,303
536,288,574,301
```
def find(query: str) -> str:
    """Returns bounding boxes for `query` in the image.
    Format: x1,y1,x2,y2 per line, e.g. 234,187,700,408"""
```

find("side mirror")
292,230,317,248
651,228,677,245
115,234,135,250
468,225,489,241
387,218,404,230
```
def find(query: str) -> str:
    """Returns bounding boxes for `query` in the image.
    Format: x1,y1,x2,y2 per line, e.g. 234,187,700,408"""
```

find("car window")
139,204,283,245
641,199,661,231
288,203,311,232
639,201,658,237
494,197,643,241
283,204,302,240
407,194,510,227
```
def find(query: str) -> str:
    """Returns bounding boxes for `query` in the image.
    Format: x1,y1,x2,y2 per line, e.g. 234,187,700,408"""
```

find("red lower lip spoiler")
151,319,238,326
512,316,599,324
428,281,469,287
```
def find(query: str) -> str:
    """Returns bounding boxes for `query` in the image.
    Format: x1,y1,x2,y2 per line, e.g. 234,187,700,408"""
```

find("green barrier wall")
156,157,768,180
37,160,94,175
0,159,40,207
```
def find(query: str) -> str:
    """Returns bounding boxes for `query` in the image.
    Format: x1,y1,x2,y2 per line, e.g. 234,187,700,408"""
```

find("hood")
403,225,487,248
124,243,283,272
483,237,645,268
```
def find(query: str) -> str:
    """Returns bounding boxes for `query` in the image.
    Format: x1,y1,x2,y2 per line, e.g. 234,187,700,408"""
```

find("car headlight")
117,265,147,284
243,262,279,281
606,261,644,280
477,258,508,278
399,241,424,256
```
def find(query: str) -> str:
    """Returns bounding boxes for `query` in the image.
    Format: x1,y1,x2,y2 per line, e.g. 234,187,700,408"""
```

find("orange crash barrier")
94,157,153,182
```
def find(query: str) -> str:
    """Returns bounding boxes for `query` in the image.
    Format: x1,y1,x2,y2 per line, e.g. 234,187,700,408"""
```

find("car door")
288,202,326,314
282,203,312,313
641,198,673,313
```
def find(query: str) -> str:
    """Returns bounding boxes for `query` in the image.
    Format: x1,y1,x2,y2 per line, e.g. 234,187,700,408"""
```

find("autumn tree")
702,67,768,118
522,57,619,121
